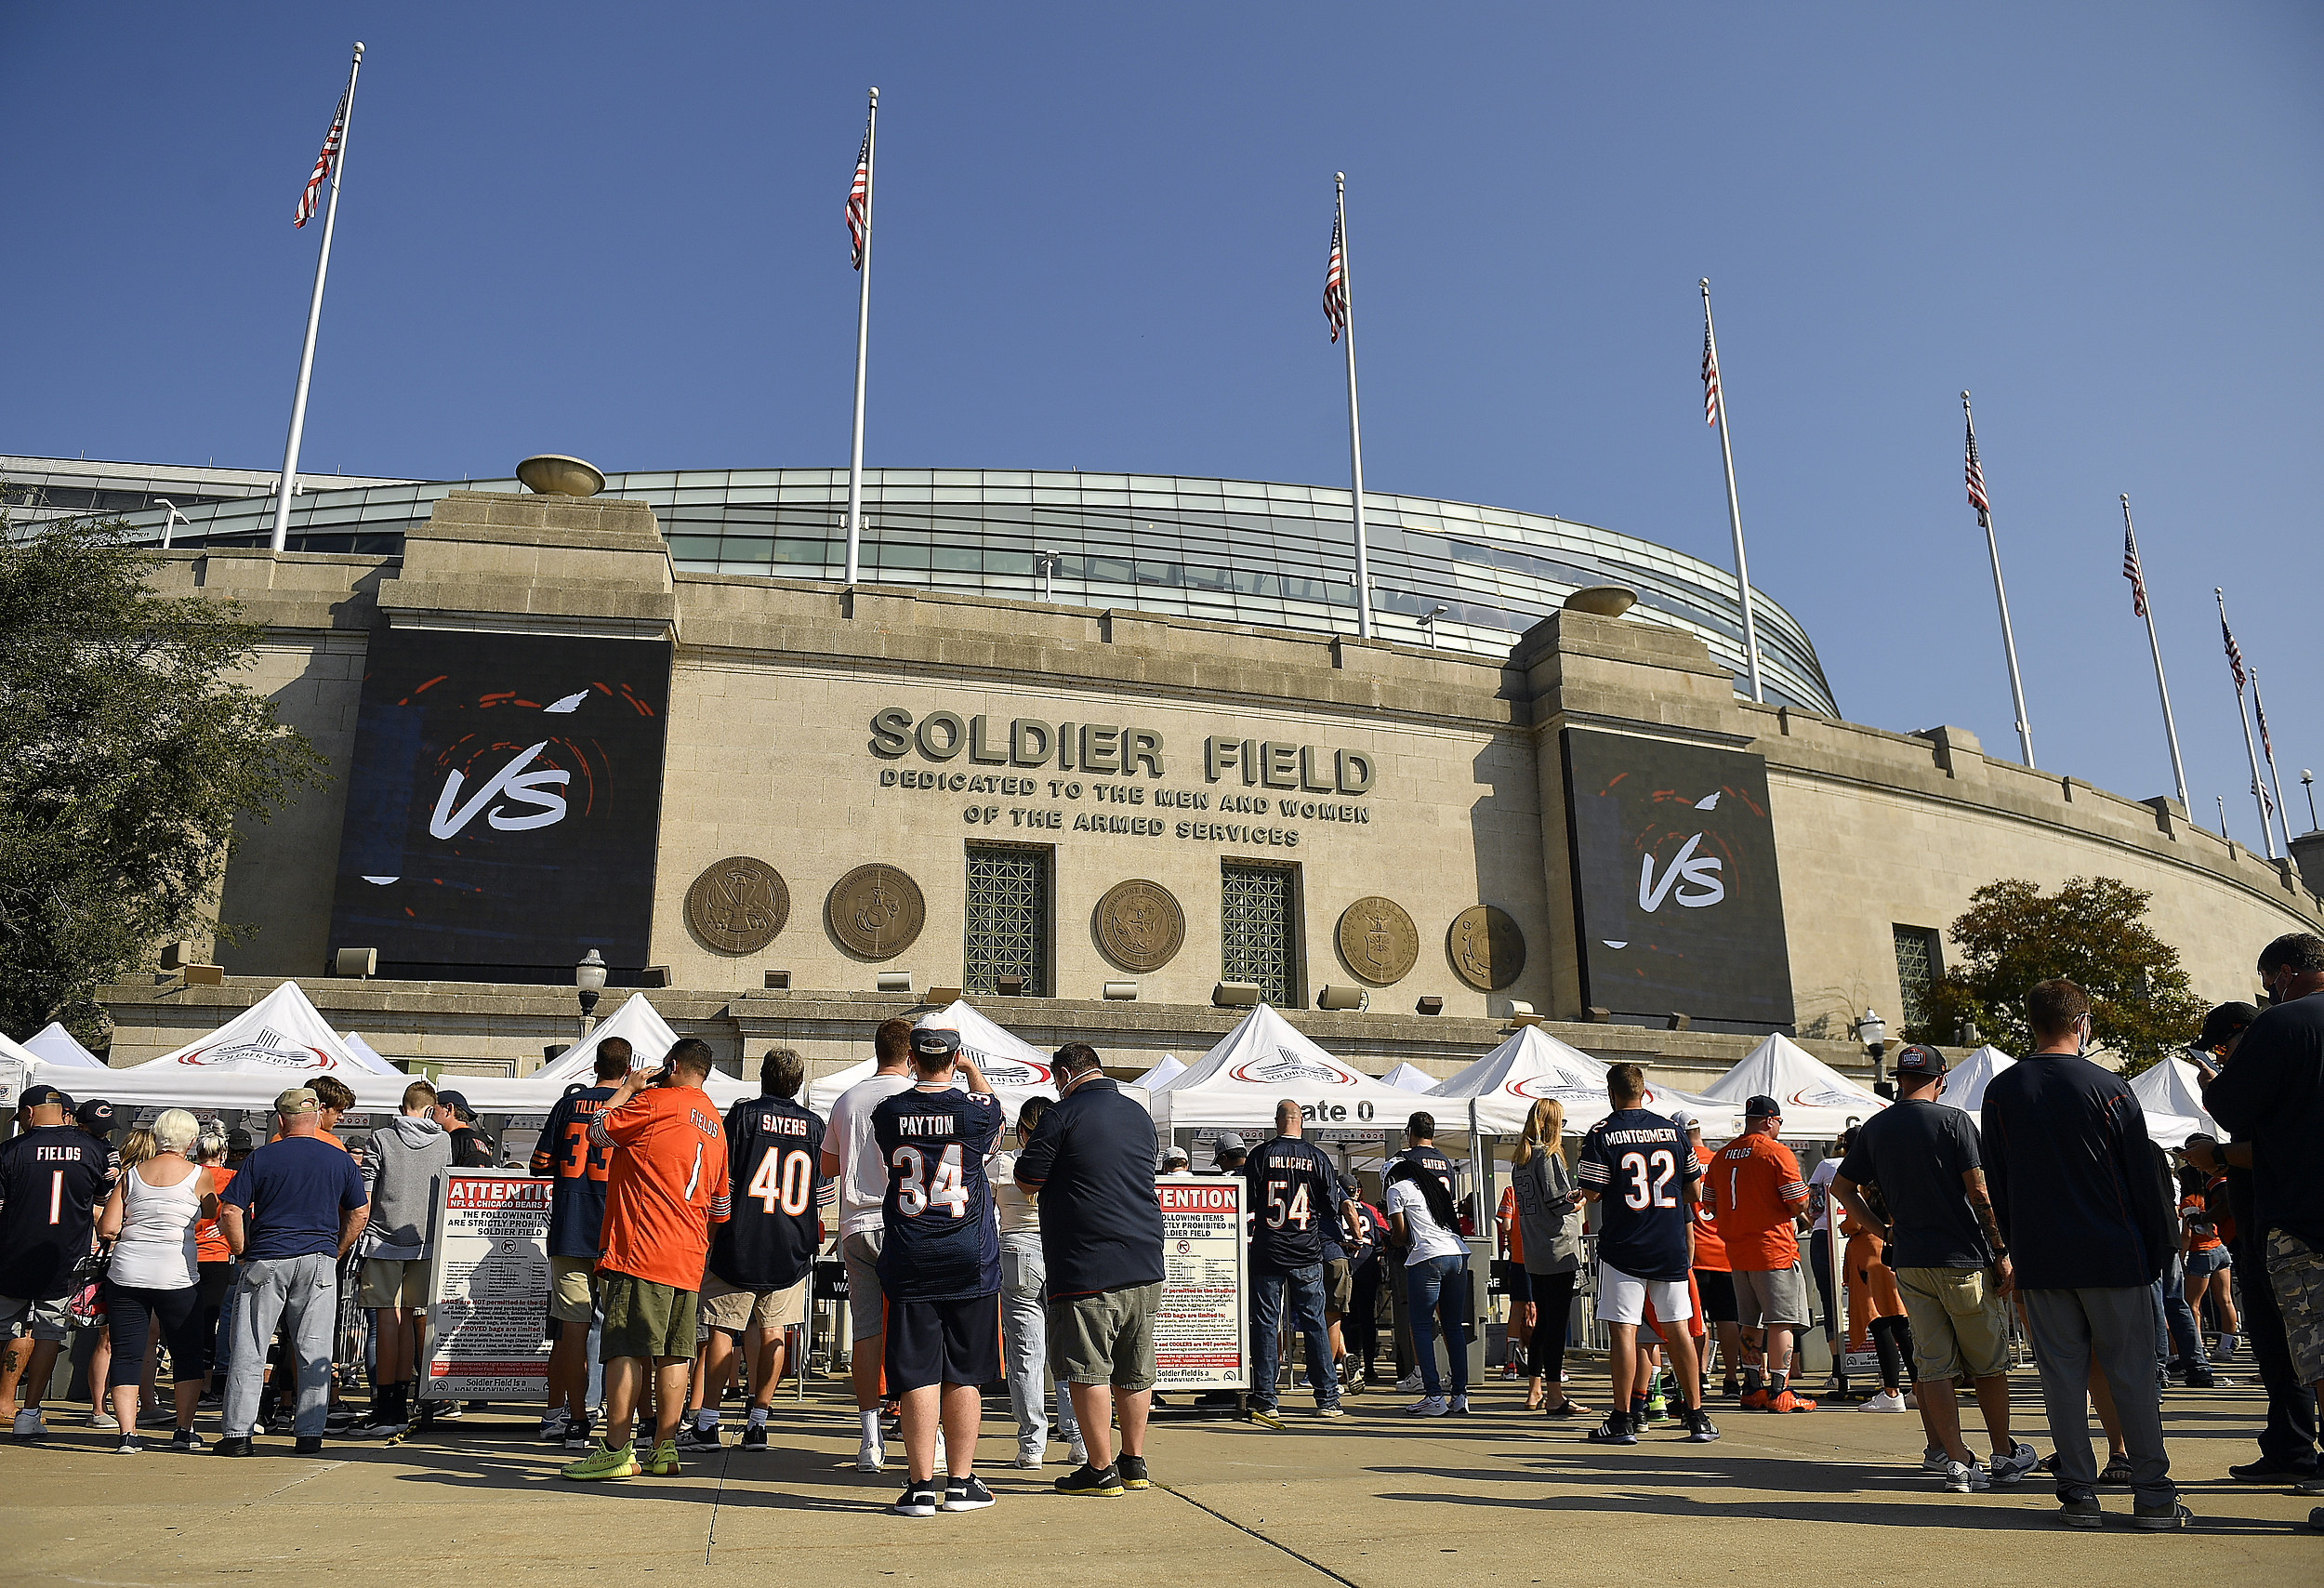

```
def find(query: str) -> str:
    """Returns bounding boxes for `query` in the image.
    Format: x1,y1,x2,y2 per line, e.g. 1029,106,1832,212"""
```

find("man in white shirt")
991,1095,1084,1469
819,1016,918,1471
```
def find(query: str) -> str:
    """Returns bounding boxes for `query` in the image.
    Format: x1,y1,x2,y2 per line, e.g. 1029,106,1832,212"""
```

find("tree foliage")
0,512,325,1046
1905,875,2206,1074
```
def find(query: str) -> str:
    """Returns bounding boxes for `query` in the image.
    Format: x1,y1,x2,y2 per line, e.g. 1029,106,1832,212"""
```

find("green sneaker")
561,1442,641,1481
643,1439,681,1476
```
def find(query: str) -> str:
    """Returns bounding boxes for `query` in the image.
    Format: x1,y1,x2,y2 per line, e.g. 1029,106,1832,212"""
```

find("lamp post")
156,498,188,550
1033,549,1060,603
1418,604,1448,649
575,949,607,1040
2304,770,2317,832
1854,1006,1888,1090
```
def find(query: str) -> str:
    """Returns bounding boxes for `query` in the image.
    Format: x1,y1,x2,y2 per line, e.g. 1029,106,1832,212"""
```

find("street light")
1853,1006,1888,1091
1418,604,1449,649
1033,549,1062,603
575,949,608,1039
2304,769,2317,832
156,498,188,549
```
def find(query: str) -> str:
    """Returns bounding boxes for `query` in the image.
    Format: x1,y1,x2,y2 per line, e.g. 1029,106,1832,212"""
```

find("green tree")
1907,875,2206,1074
0,511,325,1047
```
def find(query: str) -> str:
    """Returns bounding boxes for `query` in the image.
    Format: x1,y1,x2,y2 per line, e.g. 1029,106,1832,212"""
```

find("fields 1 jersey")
710,1095,827,1290
1244,1135,1340,1270
1577,1107,1701,1284
1711,1132,1809,1270
872,1087,1004,1302
531,1085,617,1259
591,1084,732,1290
0,1125,112,1300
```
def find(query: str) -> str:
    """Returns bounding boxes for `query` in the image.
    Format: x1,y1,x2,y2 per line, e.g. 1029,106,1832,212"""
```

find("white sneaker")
90,1410,120,1430
1446,1395,1470,1415
1069,1436,1089,1467
1942,1458,1992,1493
1988,1440,2040,1486
1859,1390,1908,1413
1920,1445,1950,1472
855,1435,886,1473
1012,1446,1045,1470
12,1409,45,1442
1405,1396,1448,1417
1393,1373,1424,1394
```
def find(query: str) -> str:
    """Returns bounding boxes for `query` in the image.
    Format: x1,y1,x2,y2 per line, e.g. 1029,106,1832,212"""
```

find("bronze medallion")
826,864,926,959
1335,895,1419,985
1446,905,1526,991
1093,879,1185,973
684,856,791,955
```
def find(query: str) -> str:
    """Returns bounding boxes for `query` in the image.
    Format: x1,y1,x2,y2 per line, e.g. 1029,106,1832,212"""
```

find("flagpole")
844,87,878,587
271,42,363,553
2217,588,2276,859
1336,175,1374,642
2120,496,2190,814
1700,281,1763,703
1962,392,2034,767
2252,667,2295,855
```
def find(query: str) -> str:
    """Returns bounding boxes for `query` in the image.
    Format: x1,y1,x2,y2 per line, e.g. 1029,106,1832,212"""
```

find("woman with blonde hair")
95,1108,218,1452
1510,1097,1589,1416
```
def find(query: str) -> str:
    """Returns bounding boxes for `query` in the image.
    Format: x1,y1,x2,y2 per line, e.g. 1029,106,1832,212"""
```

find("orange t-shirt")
193,1166,234,1264
1497,1184,1525,1264
2180,1195,2222,1252
1687,1144,1728,1271
595,1085,732,1290
1711,1132,1809,1271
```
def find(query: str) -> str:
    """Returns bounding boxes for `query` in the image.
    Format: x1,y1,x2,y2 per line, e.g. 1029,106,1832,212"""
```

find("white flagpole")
2120,496,2190,814
1700,281,1763,703
2252,667,2295,855
2217,589,2277,860
844,87,878,587
1336,174,1374,641
1962,393,2034,767
271,42,363,553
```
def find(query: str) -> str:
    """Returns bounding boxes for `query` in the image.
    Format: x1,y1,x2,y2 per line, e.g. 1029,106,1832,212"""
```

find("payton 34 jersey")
872,1088,1005,1302
531,1085,617,1259
1577,1107,1701,1284
710,1095,827,1290
1243,1136,1340,1270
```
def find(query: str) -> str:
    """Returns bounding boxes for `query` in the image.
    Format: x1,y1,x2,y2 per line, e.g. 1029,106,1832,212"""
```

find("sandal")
1543,1399,1592,1418
2099,1454,2133,1486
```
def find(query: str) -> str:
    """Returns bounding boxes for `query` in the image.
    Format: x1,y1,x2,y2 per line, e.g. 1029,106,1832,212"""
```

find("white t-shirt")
1386,1177,1465,1265
1807,1158,1839,1235
828,1071,916,1239
990,1148,1039,1237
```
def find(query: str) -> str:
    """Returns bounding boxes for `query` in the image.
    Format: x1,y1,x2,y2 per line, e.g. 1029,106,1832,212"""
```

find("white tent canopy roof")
1698,1033,1888,1140
1430,1025,1737,1136
338,1033,405,1077
806,1001,1060,1121
2129,1054,2220,1147
1379,1062,1438,1093
532,994,685,1084
1140,1054,1186,1092
23,1022,105,1068
1940,1046,2015,1116
1155,1004,1419,1136
33,982,417,1111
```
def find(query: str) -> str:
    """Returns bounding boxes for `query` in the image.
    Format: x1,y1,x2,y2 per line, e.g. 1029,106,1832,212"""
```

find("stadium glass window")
965,845,1050,997
1221,862,1299,1008
1893,925,1942,1029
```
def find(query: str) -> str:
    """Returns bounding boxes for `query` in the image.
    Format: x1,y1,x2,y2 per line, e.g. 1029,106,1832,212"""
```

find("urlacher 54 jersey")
872,1087,1005,1302
1577,1107,1702,1283
710,1094,827,1291
1243,1135,1340,1271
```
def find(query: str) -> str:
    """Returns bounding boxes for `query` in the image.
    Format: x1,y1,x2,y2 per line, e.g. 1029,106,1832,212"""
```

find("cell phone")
648,1064,675,1087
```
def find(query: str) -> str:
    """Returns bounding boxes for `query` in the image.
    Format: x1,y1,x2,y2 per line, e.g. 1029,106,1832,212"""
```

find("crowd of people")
3,932,2319,1535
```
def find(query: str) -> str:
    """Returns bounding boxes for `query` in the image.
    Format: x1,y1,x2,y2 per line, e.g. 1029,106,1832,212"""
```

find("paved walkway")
2,1370,2315,1585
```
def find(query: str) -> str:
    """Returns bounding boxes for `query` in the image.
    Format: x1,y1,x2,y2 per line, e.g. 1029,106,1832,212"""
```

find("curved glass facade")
98,466,1837,714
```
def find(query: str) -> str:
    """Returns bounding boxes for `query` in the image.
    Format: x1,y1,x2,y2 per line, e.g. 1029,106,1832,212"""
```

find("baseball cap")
1893,1044,1948,1079
74,1098,116,1129
274,1087,319,1115
1745,1094,1783,1118
1666,1107,1697,1132
2197,1002,2260,1051
225,1129,255,1153
1215,1131,1247,1153
1162,1146,1190,1167
910,1026,961,1061
435,1089,473,1119
19,1082,73,1111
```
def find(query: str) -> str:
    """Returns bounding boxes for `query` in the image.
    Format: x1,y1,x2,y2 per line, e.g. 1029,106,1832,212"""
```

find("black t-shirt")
0,1126,112,1299
1837,1099,1989,1268
1010,1078,1166,1297
709,1095,827,1290
1243,1136,1340,1270
1982,1051,2172,1290
873,1088,1004,1302
531,1086,616,1259
449,1127,495,1169
2204,994,2324,1250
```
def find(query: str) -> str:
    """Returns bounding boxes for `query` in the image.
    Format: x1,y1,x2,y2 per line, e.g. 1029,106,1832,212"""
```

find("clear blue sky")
7,3,2318,847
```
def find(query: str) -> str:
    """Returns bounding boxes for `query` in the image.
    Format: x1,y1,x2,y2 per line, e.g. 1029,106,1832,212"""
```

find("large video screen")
1562,728,1794,1030
326,629,672,973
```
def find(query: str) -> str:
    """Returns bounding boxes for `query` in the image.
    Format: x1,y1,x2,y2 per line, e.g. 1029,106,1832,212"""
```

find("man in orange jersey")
560,1038,732,1482
1712,1096,1816,1411
1682,1116,1745,1398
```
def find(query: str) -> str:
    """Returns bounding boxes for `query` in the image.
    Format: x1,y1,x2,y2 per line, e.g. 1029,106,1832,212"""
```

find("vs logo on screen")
328,631,673,973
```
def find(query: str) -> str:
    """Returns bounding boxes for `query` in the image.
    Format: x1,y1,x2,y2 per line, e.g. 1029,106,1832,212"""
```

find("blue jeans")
1251,1264,1337,1409
2154,1252,2209,1374
1406,1254,1470,1397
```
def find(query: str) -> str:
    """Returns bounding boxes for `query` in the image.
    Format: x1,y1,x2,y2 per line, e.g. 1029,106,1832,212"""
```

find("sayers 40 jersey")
872,1087,1004,1303
709,1095,826,1290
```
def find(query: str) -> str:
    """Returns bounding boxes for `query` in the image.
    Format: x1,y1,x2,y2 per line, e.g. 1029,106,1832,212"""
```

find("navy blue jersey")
530,1085,616,1259
1396,1145,1458,1201
1243,1136,1340,1270
1577,1107,1702,1284
709,1095,827,1290
873,1087,1005,1302
0,1126,112,1300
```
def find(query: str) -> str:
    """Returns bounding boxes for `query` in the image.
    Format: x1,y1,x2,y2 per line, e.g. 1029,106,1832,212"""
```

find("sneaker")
114,1434,144,1453
537,1410,570,1442
1446,1395,1470,1416
1682,1409,1721,1443
856,1435,887,1473
740,1423,769,1451
1766,1389,1816,1413
171,1427,207,1453
2229,1457,2318,1483
2129,1501,2192,1530
295,1436,324,1455
2184,1370,2217,1389
1988,1441,2039,1486
1720,1378,1741,1400
1738,1388,1770,1411
1316,1404,1347,1419
562,1416,597,1450
1587,1412,1638,1445
1405,1396,1448,1417
1393,1373,1424,1394
90,1410,120,1430
1117,1454,1151,1490
1055,1462,1125,1497
350,1409,408,1439
2058,1497,2104,1528
942,1475,997,1512
642,1439,681,1477
2291,1476,2324,1499
1069,1437,1089,1467
434,1400,465,1420
324,1406,362,1432
1248,1403,1287,1429
197,1391,223,1410
1013,1446,1045,1469
1860,1390,1908,1414
892,1479,943,1517
1942,1459,1991,1493
1921,1445,1952,1473
676,1423,721,1451
215,1435,254,1457
12,1409,46,1442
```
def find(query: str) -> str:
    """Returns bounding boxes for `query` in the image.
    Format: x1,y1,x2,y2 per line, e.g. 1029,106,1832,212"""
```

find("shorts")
599,1271,698,1361
884,1295,1004,1393
1895,1265,2011,1382
548,1256,598,1325
1733,1264,1810,1329
1324,1257,1353,1314
2265,1227,2324,1388
1693,1268,1738,1324
1595,1260,1692,1328
1492,1261,1533,1303
0,1293,73,1343
1049,1281,1162,1391
2184,1245,2230,1278
699,1271,809,1333
841,1230,885,1347
357,1257,429,1311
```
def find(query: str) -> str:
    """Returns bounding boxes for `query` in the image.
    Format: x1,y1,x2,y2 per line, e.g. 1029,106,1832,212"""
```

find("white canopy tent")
1151,1004,1420,1138
1139,1053,1186,1092
1940,1046,2014,1115
1430,1024,1739,1137
1379,1061,1438,1093
451,994,759,1113
2128,1054,2220,1148
23,1022,105,1068
1697,1033,1888,1140
806,1000,1059,1121
339,1032,405,1078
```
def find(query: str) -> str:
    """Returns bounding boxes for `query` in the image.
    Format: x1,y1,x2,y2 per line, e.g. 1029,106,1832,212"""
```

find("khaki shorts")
600,1271,697,1361
700,1271,809,1333
357,1257,429,1311
548,1256,598,1324
842,1230,885,1345
0,1293,72,1343
1324,1257,1353,1315
2266,1227,2324,1388
1896,1265,2011,1382
1733,1264,1810,1329
1049,1281,1162,1391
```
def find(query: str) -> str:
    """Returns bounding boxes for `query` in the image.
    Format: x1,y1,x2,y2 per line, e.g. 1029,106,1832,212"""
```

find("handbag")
62,1243,112,1328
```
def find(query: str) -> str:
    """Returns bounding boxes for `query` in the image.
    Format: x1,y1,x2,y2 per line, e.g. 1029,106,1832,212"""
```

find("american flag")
847,129,870,270
2122,524,2147,616
2222,615,2247,691
1700,327,1720,424
1323,213,1347,342
1963,419,1991,526
295,90,348,229
2254,673,2277,761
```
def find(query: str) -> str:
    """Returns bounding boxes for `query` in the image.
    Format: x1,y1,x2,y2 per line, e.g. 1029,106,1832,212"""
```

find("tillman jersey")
590,1084,731,1290
710,1095,827,1290
1687,1143,1728,1271
1577,1107,1701,1284
873,1087,1004,1303
1243,1136,1340,1270
1712,1132,1810,1270
532,1084,617,1259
